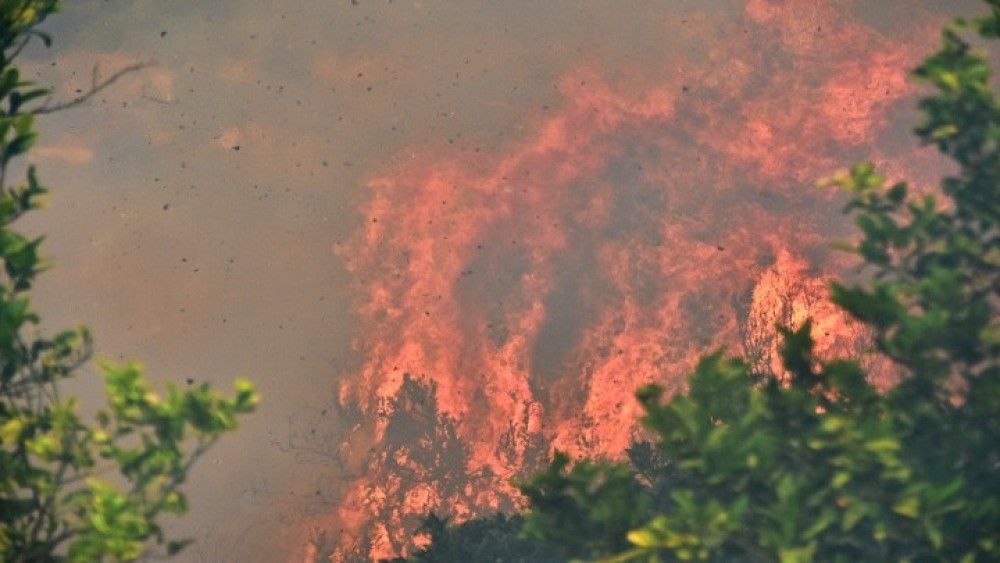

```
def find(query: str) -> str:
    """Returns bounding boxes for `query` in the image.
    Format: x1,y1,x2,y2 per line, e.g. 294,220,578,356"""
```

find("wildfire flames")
303,2,944,560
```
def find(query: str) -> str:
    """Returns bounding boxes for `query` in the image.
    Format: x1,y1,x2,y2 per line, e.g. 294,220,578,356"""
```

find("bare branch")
34,61,152,115
6,35,31,61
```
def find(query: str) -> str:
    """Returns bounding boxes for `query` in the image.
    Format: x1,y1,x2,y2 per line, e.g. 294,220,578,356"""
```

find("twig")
6,35,31,61
34,61,152,115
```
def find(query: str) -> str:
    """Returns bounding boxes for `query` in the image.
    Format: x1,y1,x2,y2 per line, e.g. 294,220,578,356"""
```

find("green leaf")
892,497,920,518
778,543,816,563
626,529,658,548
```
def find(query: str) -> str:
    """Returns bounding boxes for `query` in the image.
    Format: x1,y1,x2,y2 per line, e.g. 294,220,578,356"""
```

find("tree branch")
34,61,152,115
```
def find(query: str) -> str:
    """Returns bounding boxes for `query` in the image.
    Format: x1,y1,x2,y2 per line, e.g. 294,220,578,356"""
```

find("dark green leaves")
518,452,649,560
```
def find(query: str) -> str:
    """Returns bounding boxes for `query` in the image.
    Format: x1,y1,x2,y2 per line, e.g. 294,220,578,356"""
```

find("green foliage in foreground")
0,3,258,561
388,513,561,563
412,2,999,562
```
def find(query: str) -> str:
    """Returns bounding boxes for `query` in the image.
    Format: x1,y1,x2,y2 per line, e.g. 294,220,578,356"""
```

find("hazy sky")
17,1,985,561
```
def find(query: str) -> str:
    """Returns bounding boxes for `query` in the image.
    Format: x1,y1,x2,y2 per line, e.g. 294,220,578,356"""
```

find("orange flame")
307,2,943,560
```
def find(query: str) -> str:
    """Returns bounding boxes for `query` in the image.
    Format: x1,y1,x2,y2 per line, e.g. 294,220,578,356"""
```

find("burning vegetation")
303,2,961,560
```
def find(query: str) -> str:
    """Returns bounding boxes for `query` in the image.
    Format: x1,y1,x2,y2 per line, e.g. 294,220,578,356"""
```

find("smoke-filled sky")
17,1,987,561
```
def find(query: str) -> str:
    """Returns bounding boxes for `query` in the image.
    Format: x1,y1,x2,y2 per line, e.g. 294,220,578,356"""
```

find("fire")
305,2,943,560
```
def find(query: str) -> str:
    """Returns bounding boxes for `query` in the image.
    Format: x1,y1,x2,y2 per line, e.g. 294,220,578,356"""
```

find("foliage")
412,2,999,561
397,441,689,563
517,452,649,560
0,2,258,561
383,513,560,563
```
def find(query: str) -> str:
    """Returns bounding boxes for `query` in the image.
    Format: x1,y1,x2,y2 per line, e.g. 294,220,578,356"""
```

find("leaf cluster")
384,513,560,563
